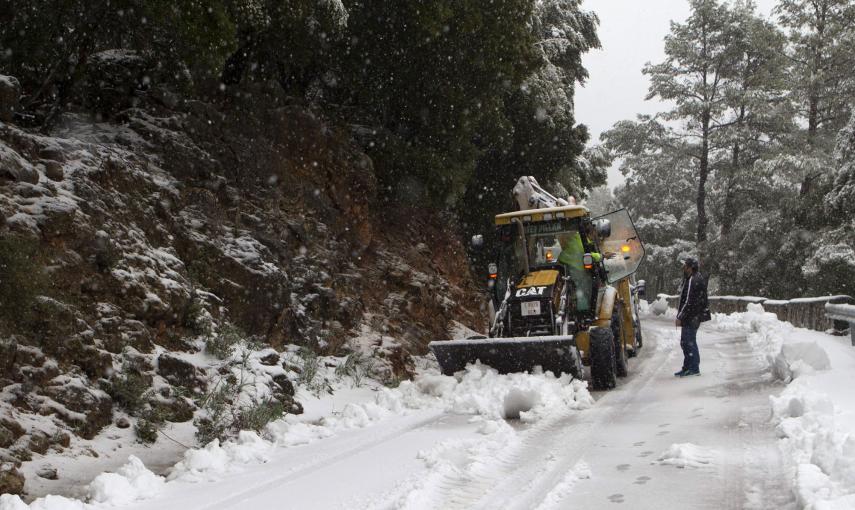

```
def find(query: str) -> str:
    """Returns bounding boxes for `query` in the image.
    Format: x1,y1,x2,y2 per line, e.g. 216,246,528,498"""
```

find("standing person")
675,257,706,377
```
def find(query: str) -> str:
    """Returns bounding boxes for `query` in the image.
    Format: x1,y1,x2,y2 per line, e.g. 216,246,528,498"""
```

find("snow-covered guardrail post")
825,303,855,346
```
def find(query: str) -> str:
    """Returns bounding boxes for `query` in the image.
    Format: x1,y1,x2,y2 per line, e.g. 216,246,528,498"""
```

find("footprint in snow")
657,423,669,428
633,476,651,485
639,450,654,458
616,464,631,472
656,430,670,436
608,493,625,503
633,441,645,447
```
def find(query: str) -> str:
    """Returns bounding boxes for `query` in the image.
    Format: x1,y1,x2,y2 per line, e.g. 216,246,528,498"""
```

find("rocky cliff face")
0,81,485,496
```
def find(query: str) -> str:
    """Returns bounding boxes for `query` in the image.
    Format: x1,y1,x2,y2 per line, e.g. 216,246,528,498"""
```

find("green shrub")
194,347,290,445
383,376,404,389
234,399,285,433
134,418,159,444
194,378,236,445
205,323,245,359
133,406,167,444
183,296,212,336
194,380,287,444
335,351,376,388
294,347,333,397
107,372,151,414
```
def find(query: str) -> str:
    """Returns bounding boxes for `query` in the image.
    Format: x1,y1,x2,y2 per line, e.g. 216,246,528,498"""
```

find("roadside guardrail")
658,294,854,334
826,303,855,346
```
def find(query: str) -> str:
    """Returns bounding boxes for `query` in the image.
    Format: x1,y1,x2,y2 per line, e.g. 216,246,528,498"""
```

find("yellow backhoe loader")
430,177,646,390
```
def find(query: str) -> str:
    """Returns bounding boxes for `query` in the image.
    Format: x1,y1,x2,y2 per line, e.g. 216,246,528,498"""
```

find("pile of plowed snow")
707,303,855,508
1,364,592,509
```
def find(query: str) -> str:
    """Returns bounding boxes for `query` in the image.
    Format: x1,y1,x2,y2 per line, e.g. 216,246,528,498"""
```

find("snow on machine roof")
494,205,589,225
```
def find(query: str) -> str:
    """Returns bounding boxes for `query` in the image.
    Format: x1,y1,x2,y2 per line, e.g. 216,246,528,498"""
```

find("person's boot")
674,369,688,377
684,369,700,376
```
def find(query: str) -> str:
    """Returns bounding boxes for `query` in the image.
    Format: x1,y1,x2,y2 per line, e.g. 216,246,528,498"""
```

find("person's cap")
683,257,699,270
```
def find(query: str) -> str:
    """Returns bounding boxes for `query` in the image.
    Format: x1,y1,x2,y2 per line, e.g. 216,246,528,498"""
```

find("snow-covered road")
129,317,793,510
554,317,795,510
13,306,855,510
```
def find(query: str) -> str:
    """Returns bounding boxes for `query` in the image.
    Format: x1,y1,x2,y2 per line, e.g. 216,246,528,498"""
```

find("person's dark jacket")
677,272,707,327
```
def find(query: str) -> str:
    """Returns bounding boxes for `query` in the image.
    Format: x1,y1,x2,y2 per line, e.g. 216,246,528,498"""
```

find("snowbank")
650,295,669,316
707,303,855,508
1,361,592,509
400,363,593,422
0,456,164,509
655,443,716,469
88,456,164,505
167,432,273,483
706,303,830,382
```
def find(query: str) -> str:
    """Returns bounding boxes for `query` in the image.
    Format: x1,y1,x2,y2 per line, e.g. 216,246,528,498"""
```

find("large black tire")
626,320,643,358
611,312,628,377
589,327,616,390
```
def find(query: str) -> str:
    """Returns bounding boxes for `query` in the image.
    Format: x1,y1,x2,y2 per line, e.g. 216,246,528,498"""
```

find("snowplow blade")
428,336,577,376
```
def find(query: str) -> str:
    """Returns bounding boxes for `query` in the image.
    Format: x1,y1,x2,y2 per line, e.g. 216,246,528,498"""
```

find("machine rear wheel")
612,313,628,378
589,327,616,390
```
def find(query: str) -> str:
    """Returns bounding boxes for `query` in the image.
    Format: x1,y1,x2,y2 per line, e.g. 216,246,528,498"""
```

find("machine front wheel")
589,327,616,390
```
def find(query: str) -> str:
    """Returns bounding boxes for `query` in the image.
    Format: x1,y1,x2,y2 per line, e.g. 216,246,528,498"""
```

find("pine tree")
827,111,855,221
461,0,600,232
775,0,855,195
220,0,348,94
643,0,743,246
601,116,698,297
334,0,541,205
776,0,855,143
712,1,791,239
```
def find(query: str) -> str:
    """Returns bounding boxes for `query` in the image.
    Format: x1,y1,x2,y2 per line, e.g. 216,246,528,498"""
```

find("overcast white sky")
576,0,778,189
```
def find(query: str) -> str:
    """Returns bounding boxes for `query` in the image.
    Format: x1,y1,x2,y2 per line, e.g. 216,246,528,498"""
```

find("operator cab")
487,205,645,336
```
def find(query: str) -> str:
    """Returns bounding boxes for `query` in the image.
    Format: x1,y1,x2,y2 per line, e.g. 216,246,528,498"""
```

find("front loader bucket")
429,336,577,376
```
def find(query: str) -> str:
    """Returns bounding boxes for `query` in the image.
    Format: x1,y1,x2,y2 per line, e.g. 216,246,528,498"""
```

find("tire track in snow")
360,405,585,510
711,333,798,510
469,325,675,510
197,410,448,510
370,322,674,510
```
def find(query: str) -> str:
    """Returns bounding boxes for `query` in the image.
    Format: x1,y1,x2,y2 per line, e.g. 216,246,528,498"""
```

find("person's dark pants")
680,324,700,372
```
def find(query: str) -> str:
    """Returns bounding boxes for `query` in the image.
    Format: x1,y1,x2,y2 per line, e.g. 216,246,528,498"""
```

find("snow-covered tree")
827,111,855,221
0,0,237,113
599,115,699,297
711,2,792,238
776,0,855,143
602,116,696,221
526,0,600,130
580,185,618,217
768,0,855,197
643,0,745,245
221,0,348,94
802,110,855,297
494,0,603,195
459,0,601,236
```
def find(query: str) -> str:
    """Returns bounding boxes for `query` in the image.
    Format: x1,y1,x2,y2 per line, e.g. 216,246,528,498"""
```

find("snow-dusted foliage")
525,0,599,128
828,110,855,219
317,0,348,29
600,0,854,299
